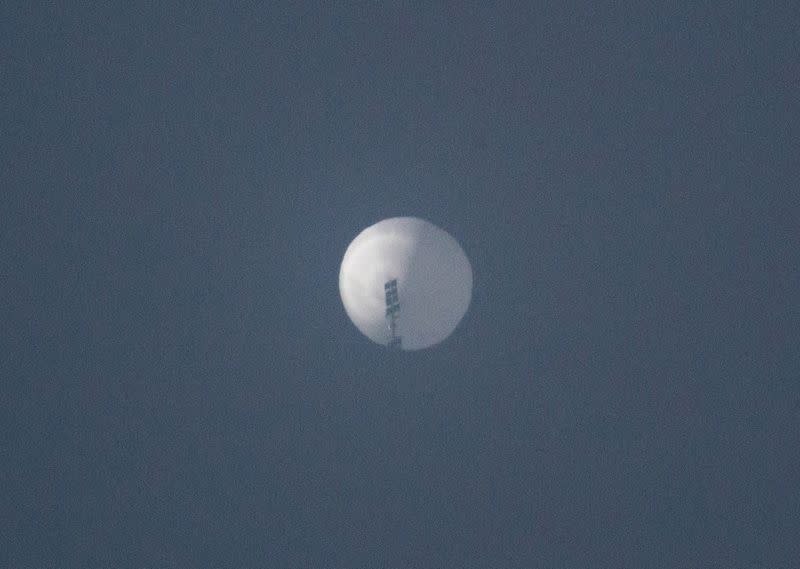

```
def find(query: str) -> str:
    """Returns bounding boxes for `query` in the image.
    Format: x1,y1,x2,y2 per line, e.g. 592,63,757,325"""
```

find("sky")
2,2,799,567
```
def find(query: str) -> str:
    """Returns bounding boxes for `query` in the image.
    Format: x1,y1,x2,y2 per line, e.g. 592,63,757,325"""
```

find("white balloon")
339,217,472,350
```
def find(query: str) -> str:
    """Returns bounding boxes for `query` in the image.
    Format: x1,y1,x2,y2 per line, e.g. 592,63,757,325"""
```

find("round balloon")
339,217,472,350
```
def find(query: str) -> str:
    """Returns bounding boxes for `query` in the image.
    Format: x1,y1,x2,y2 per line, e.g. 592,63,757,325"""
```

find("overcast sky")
3,3,799,567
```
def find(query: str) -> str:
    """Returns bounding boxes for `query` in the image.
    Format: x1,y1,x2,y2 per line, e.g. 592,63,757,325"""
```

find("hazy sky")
3,3,798,567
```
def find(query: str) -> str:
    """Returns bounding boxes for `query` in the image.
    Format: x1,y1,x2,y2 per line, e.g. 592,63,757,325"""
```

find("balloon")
339,217,472,350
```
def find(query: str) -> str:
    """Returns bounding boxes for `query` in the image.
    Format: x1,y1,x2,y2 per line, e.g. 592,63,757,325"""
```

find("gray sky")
3,3,799,567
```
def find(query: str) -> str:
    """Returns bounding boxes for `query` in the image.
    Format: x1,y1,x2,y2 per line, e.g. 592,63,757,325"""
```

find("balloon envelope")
339,217,472,350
